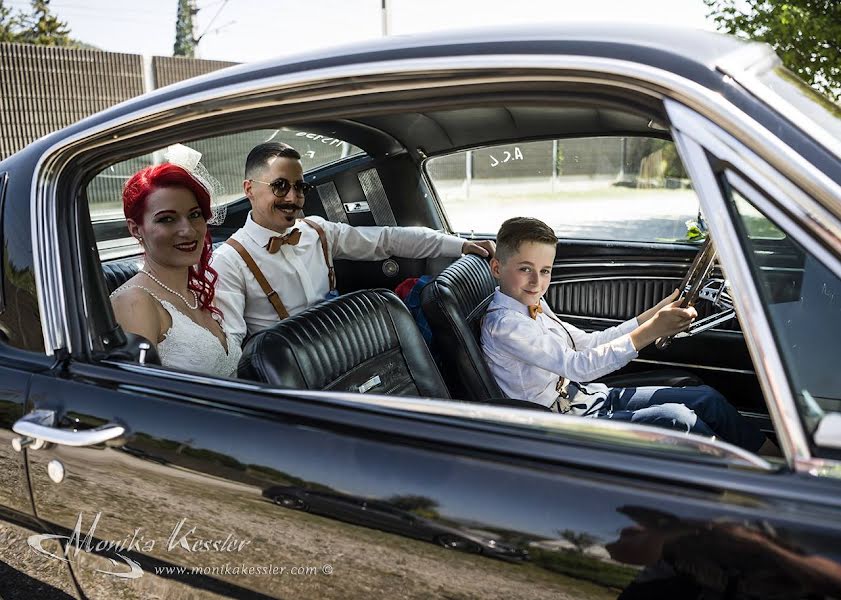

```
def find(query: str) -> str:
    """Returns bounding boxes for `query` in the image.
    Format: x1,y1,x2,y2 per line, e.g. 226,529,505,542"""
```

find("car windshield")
426,136,701,243
755,65,841,159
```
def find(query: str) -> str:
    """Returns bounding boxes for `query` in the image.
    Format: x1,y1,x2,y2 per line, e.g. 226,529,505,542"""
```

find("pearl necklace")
141,269,199,310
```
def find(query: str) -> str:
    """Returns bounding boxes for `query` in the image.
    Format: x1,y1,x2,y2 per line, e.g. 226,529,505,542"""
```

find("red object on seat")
394,277,420,301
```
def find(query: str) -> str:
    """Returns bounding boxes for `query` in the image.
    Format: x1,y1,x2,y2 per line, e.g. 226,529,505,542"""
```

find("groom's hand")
462,240,496,258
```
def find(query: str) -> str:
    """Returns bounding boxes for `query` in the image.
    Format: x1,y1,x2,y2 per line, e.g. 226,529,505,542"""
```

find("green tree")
0,0,20,42
174,0,197,57
385,494,441,518
15,0,70,46
558,529,600,554
705,0,841,102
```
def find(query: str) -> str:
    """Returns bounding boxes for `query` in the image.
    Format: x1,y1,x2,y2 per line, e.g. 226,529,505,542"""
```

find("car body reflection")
261,486,528,562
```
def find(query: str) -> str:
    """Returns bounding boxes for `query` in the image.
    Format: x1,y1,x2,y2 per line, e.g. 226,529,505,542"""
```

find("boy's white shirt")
213,212,465,346
481,287,639,408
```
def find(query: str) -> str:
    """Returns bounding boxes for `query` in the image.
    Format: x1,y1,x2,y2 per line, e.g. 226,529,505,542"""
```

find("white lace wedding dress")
111,285,241,378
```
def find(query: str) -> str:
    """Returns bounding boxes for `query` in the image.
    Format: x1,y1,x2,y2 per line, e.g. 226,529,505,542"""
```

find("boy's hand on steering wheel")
652,301,697,338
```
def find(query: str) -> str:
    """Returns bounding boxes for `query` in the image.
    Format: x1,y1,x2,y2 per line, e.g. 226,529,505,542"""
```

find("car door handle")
13,409,125,447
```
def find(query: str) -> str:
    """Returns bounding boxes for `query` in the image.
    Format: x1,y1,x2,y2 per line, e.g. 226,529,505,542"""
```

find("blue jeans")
595,385,766,452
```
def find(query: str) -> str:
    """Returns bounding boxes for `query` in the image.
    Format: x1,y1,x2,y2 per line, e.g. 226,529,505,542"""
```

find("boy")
481,217,773,453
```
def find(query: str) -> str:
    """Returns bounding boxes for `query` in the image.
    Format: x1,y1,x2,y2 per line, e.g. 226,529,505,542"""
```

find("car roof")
21,24,752,150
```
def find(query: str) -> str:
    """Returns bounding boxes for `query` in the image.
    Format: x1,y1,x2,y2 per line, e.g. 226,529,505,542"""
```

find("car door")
22,350,841,600
0,167,84,599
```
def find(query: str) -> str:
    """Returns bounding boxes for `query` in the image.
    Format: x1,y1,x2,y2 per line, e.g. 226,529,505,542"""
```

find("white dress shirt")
481,288,639,409
213,213,465,345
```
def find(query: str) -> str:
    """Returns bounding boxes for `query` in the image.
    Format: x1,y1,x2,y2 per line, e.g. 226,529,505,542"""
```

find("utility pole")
173,0,198,57
381,0,390,36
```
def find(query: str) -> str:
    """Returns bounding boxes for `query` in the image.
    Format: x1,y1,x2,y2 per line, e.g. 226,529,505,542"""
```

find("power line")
195,0,232,43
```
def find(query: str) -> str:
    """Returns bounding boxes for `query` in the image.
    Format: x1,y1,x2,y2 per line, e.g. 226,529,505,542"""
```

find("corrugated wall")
0,43,237,160
152,55,236,88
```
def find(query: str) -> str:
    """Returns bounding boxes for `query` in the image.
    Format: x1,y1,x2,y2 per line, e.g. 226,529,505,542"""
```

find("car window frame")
73,138,771,473
724,170,841,455
0,171,7,315
665,97,841,476
26,55,815,473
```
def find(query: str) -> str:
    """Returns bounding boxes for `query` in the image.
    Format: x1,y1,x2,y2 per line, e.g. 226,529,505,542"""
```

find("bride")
110,163,241,378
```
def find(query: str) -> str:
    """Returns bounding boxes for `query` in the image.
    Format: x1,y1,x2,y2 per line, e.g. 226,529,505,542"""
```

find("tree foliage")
0,0,84,47
558,529,600,554
15,0,69,45
704,0,841,102
0,1,20,42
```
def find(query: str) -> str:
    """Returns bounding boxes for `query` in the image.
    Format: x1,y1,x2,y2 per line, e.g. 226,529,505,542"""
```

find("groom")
213,142,495,347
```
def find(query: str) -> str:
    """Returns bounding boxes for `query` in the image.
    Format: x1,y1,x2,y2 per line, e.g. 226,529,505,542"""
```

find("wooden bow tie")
528,303,543,320
265,228,301,253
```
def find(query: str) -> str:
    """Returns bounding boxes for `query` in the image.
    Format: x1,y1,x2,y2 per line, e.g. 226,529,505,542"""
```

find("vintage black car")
1,24,840,600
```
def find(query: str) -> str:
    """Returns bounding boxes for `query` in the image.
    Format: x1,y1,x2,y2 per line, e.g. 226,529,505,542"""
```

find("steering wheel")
656,236,734,349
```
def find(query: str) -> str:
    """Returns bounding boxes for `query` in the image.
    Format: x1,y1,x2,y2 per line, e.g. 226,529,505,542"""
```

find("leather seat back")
102,257,142,294
238,289,450,398
421,255,505,403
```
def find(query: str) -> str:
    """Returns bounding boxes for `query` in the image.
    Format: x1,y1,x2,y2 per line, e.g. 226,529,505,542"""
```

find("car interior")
83,93,778,447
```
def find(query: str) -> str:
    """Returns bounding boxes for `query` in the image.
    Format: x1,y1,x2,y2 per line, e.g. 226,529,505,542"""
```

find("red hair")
123,163,221,318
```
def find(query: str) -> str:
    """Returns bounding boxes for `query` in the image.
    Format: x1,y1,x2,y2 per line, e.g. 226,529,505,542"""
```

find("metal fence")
0,43,236,160
426,138,628,183
2,43,685,211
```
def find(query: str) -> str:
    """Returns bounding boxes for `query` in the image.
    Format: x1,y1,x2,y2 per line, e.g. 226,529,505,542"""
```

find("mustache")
273,202,303,211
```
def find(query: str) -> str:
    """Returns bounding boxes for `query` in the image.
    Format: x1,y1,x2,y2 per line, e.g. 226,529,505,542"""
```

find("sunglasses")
250,177,313,198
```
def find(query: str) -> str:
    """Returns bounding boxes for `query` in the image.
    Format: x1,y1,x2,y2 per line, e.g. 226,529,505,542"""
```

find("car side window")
87,128,363,259
725,175,841,437
426,136,700,242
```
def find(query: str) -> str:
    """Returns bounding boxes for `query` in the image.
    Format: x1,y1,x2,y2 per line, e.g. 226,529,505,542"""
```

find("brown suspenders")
224,219,336,320
301,218,337,291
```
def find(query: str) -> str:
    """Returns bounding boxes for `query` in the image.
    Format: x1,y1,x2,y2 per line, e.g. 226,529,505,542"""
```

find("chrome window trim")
725,171,841,471
717,45,841,167
31,157,70,354
556,312,740,338
554,263,690,270
666,103,841,265
727,171,841,282
667,102,813,470
35,52,838,355
554,275,683,283
100,360,771,470
631,357,755,376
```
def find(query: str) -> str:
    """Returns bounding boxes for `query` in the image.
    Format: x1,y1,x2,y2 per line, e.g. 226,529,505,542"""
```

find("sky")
5,0,717,63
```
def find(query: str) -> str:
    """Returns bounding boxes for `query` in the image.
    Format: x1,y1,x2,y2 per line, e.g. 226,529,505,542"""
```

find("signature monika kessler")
28,512,251,579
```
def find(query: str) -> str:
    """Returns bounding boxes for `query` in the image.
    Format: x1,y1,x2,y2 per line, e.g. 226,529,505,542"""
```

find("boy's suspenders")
224,218,336,320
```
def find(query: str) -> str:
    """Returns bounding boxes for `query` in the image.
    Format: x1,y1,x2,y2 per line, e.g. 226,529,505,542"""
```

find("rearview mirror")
813,413,841,449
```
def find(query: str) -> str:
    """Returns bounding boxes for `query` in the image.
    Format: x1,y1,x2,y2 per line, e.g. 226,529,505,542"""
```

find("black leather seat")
102,256,143,294
101,242,225,294
421,255,702,404
421,255,505,403
238,289,451,398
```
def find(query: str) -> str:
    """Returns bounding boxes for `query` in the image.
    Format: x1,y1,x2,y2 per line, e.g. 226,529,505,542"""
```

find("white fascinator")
163,143,227,226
